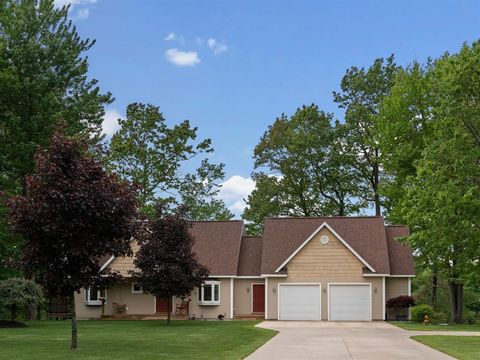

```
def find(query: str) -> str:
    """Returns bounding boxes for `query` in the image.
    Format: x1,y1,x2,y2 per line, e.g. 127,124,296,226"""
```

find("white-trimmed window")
131,282,143,294
85,287,106,306
197,281,220,305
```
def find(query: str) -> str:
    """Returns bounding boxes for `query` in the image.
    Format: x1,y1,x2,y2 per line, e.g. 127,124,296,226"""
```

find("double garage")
278,283,371,321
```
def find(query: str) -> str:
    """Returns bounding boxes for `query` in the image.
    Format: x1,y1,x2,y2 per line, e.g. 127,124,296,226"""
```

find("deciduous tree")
131,204,209,325
7,129,137,349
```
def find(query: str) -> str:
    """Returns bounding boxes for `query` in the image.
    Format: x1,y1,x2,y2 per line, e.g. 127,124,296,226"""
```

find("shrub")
466,299,480,317
464,312,477,325
386,295,416,309
432,311,448,323
0,278,44,321
411,304,434,323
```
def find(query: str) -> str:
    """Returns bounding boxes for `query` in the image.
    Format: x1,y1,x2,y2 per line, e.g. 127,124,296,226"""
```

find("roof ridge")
189,220,243,222
265,215,384,220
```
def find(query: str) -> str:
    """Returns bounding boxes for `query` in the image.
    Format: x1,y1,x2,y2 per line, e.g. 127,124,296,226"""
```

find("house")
75,216,415,321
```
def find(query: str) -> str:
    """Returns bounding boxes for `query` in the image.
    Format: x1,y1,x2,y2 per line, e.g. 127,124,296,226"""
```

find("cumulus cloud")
207,38,228,55
217,175,255,217
164,33,185,45
102,109,122,137
165,48,200,67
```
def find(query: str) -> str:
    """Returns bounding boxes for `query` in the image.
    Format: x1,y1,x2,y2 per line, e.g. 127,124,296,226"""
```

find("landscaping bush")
464,311,477,325
0,278,44,321
386,295,416,309
466,299,480,318
432,311,448,323
411,304,434,323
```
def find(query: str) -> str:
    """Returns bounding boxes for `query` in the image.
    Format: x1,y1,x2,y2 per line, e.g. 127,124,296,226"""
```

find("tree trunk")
70,292,78,350
449,281,464,324
167,296,172,325
431,273,438,308
11,304,17,321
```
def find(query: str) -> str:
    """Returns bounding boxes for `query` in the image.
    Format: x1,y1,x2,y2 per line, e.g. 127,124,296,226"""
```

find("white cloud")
54,0,97,8
75,8,89,19
218,175,255,217
164,33,185,45
165,48,200,67
207,38,228,55
102,109,122,137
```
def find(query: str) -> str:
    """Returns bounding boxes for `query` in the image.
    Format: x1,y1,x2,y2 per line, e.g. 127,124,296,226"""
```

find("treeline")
0,1,232,278
243,46,480,323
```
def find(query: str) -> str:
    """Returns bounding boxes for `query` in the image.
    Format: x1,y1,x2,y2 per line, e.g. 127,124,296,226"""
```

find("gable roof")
237,236,263,276
385,225,415,275
261,216,391,275
189,220,244,276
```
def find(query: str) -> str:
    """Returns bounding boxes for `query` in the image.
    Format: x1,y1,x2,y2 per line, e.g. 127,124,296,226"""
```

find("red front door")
155,297,169,313
252,284,265,313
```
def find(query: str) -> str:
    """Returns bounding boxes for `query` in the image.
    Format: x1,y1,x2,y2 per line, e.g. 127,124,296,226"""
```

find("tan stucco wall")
233,278,265,315
265,228,384,320
385,277,410,320
188,278,232,319
75,280,157,319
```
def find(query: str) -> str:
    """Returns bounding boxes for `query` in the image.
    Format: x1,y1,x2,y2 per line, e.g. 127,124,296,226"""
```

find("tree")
131,204,209,325
0,0,112,280
0,277,44,321
333,55,399,215
379,42,480,323
108,103,228,218
178,159,233,220
7,129,137,349
243,105,361,232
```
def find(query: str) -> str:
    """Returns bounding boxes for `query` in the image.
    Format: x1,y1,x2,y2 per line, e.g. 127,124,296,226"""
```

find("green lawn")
412,336,480,360
0,320,277,359
389,321,480,331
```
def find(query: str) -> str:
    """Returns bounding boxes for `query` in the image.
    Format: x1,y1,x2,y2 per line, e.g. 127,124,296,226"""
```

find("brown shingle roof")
189,220,244,276
261,216,391,274
237,236,263,276
385,226,415,275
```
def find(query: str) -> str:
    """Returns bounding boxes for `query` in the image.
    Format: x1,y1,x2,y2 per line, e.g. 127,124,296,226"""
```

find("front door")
155,297,170,313
252,284,265,313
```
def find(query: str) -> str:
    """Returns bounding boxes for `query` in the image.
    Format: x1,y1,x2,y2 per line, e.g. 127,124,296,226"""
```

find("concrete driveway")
246,321,476,360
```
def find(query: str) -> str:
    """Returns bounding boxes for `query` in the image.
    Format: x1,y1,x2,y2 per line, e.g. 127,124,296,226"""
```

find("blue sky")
60,0,480,216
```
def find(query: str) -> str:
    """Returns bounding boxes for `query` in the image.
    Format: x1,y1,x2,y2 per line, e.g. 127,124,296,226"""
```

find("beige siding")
108,241,139,277
234,278,265,315
188,279,232,319
266,228,384,320
385,277,410,320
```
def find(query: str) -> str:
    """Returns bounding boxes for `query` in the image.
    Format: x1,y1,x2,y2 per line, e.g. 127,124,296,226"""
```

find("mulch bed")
0,320,28,328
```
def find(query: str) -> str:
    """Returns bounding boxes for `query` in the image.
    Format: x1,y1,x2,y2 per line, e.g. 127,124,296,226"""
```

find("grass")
0,320,277,359
389,321,480,331
412,336,480,360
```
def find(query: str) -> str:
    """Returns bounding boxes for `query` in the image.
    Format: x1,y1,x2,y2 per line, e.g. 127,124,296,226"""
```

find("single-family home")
75,216,415,321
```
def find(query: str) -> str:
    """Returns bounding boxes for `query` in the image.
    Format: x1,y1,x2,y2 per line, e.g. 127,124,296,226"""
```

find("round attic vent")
320,235,329,244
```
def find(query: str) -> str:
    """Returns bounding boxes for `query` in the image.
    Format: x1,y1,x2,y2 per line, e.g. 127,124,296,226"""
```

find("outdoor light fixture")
374,287,378,293
323,287,326,293
246,286,250,293
272,287,276,293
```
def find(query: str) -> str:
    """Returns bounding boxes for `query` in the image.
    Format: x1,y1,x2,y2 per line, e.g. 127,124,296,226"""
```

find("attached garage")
278,284,321,320
328,284,371,321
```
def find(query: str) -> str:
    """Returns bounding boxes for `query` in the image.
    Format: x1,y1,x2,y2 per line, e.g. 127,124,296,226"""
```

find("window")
197,281,220,305
85,287,106,306
131,282,143,294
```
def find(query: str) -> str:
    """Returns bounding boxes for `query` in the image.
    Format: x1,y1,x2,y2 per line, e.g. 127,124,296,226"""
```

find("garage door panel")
279,285,321,320
329,285,370,321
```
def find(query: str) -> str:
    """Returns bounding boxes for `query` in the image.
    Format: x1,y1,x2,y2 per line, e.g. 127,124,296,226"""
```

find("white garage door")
279,284,321,320
329,284,371,321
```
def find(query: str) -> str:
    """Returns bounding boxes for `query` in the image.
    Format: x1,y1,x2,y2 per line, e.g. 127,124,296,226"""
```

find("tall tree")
178,159,233,220
131,204,209,325
7,129,137,349
108,103,229,218
333,55,399,215
0,0,112,277
383,42,480,323
244,105,361,232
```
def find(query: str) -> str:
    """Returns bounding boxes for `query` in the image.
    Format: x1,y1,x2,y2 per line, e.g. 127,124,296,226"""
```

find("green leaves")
108,102,230,219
